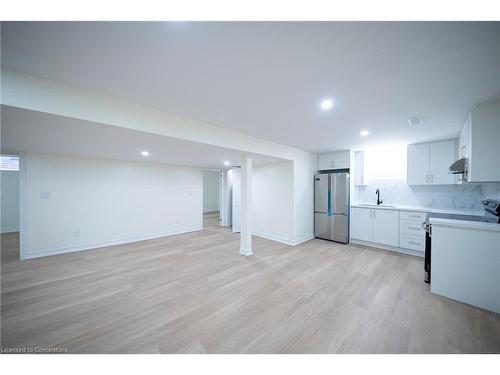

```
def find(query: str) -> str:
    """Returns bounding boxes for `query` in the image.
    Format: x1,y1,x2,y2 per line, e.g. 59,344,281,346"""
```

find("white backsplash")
354,180,500,211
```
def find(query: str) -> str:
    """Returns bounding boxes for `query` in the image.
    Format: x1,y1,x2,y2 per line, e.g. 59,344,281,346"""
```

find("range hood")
449,158,468,181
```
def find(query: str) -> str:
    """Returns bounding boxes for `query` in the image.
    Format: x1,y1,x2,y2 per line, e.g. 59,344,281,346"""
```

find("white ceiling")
0,105,284,168
1,22,500,153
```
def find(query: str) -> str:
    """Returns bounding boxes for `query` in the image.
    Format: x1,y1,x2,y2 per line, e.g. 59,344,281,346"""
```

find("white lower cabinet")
351,208,399,247
398,211,426,253
399,234,425,252
372,209,399,247
351,207,372,242
352,207,426,255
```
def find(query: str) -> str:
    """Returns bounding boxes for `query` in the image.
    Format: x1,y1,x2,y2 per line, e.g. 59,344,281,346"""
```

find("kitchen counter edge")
429,217,500,232
351,204,484,216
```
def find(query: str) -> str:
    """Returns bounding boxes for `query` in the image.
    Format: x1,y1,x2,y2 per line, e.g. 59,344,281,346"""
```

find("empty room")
0,3,499,372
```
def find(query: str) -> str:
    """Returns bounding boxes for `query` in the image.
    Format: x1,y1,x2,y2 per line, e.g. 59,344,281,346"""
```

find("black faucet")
376,189,383,205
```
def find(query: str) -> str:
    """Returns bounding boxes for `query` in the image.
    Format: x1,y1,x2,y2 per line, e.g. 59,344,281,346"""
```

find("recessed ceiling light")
141,150,150,156
320,99,334,111
360,130,370,137
224,161,230,166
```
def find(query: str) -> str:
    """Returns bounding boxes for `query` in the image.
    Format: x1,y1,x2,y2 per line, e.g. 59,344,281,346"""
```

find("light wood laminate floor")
1,228,499,354
203,211,220,228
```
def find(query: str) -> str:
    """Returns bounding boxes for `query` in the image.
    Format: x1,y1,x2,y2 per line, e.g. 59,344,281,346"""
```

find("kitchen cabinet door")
468,102,500,182
372,209,399,247
354,151,365,185
318,151,350,171
407,143,430,185
429,139,457,185
458,117,470,159
351,208,372,242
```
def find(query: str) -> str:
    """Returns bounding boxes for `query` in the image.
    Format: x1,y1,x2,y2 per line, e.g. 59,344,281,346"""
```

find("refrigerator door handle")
328,174,337,215
328,174,332,215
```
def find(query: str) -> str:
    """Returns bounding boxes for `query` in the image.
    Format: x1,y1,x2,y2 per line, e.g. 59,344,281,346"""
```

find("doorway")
202,170,221,228
1,154,20,262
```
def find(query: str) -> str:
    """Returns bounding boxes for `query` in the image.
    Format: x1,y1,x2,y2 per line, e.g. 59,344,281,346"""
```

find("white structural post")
239,154,253,256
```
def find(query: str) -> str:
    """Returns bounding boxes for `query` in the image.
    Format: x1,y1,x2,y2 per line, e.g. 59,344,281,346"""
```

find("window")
0,155,20,171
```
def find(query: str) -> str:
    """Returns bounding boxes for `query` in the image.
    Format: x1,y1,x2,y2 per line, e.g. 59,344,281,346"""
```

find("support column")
239,154,253,256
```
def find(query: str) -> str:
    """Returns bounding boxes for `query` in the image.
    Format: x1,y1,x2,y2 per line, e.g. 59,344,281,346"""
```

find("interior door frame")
18,152,27,260
201,168,223,228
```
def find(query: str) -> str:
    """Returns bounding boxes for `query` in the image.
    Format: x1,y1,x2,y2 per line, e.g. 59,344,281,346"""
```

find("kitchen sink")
357,204,397,208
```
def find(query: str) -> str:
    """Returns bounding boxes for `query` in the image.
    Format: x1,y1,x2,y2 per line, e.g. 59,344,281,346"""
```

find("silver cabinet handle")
430,174,434,183
426,174,429,183
409,226,420,231
373,210,376,219
409,241,420,245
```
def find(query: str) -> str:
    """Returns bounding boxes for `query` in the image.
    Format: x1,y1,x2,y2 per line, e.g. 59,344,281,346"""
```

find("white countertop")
351,203,484,216
429,217,500,232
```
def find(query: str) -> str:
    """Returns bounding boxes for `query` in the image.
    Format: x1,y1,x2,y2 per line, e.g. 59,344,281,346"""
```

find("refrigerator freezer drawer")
314,213,348,243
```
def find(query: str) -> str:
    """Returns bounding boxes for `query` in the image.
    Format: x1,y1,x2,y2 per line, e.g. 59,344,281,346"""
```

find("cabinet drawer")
399,219,426,236
399,211,426,221
399,234,425,252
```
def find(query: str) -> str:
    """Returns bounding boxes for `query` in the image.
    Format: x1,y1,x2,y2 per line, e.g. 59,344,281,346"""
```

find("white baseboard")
290,234,315,246
25,226,203,260
252,231,294,245
1,228,19,234
252,231,314,247
239,247,253,256
350,239,424,258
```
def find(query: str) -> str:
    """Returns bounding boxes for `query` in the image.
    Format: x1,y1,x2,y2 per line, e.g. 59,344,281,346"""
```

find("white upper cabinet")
429,140,457,185
407,140,457,185
318,150,350,171
468,101,500,183
354,151,366,186
407,143,430,185
458,114,471,159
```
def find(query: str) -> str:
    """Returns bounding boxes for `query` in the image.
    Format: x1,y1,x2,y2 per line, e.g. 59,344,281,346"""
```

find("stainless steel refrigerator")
314,172,350,243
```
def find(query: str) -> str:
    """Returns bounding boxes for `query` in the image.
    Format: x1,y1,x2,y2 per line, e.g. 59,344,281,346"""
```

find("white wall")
22,153,202,259
252,157,316,246
292,154,317,244
252,161,294,244
1,170,20,233
203,170,220,212
4,69,317,247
